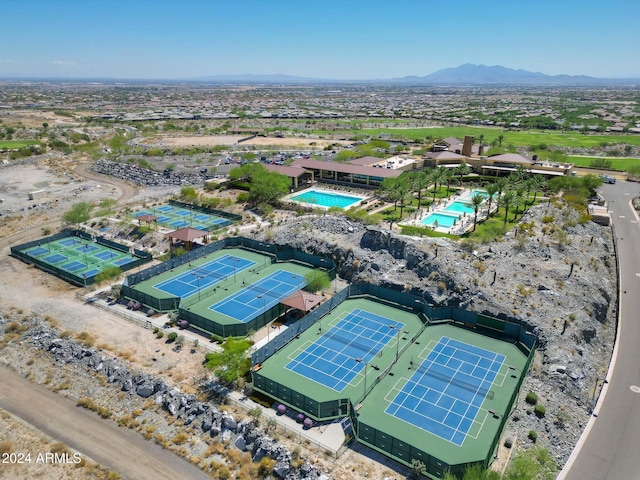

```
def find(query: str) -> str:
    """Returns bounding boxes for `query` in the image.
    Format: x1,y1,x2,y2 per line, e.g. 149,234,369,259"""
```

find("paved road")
0,365,210,480
560,181,640,480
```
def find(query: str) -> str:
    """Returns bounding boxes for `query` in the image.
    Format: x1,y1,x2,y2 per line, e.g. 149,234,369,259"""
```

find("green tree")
470,193,485,232
499,191,517,226
494,177,508,197
581,174,604,195
502,446,558,480
62,202,92,227
410,459,425,479
248,170,290,205
304,270,331,293
485,183,500,215
179,186,198,203
497,134,504,146
431,167,446,203
455,162,471,185
204,337,253,384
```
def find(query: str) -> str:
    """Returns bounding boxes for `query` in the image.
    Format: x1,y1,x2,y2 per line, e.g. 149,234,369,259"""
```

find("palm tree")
530,175,547,204
478,134,485,149
497,134,504,146
454,162,471,185
499,191,516,226
494,177,508,197
485,183,500,215
430,168,445,204
470,193,485,231
443,168,454,198
396,180,412,219
511,187,525,221
411,169,431,208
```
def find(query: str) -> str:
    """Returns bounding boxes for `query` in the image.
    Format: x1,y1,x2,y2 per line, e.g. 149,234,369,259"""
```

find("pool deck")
401,188,496,235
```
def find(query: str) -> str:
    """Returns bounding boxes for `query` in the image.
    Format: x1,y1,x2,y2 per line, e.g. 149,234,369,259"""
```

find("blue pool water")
444,201,475,215
465,189,492,200
291,190,362,209
421,212,460,228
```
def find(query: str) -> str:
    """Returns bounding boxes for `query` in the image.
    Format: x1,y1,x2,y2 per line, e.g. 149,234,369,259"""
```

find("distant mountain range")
389,63,626,86
3,64,639,85
192,64,638,86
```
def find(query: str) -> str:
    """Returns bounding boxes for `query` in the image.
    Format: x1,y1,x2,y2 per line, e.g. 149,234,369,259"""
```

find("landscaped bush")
528,430,538,442
525,391,538,405
534,405,546,418
167,331,178,342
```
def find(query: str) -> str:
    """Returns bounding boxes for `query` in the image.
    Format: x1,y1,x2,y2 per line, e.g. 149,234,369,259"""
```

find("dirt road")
0,365,209,480
0,162,138,251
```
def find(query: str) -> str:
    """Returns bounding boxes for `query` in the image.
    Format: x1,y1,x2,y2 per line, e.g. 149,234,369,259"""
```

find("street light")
355,358,368,398
227,255,239,281
191,273,204,301
388,324,401,361
292,274,300,290
257,294,268,341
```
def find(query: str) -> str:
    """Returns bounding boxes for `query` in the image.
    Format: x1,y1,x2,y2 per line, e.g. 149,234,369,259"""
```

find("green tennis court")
253,299,529,477
16,233,141,280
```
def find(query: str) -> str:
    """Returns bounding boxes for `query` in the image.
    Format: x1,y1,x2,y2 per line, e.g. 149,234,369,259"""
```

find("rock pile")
22,321,327,480
91,158,204,187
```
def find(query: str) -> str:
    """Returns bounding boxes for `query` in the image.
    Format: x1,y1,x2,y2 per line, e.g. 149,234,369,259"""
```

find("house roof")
441,137,463,147
487,153,535,165
166,227,208,242
137,214,158,222
345,156,384,166
280,289,324,312
424,151,469,160
263,163,308,178
291,158,402,178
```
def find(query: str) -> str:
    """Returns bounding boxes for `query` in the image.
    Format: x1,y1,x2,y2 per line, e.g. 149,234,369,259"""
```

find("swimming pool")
421,212,460,228
290,189,363,209
464,189,492,200
444,201,475,215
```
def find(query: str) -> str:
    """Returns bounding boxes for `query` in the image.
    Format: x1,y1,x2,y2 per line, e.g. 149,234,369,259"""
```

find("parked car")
602,174,616,184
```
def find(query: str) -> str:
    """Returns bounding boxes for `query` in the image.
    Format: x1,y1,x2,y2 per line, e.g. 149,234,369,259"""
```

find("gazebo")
280,289,323,313
166,227,208,251
137,214,158,229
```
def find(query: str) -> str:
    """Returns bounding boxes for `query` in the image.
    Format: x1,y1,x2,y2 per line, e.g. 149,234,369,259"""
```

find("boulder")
136,383,154,398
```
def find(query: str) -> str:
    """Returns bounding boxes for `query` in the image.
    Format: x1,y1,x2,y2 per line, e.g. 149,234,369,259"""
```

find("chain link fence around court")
11,229,152,287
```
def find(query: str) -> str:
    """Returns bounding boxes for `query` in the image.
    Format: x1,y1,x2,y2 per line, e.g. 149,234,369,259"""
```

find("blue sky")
1,0,638,79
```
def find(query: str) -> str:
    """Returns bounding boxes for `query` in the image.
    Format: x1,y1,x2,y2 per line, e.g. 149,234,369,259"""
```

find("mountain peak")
392,64,600,85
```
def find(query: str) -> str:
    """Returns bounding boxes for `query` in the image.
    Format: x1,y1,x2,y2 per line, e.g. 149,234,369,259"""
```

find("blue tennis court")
153,255,255,298
175,209,190,217
77,244,99,253
28,247,49,257
83,268,100,278
157,205,172,212
285,309,404,391
170,220,189,228
62,260,86,272
59,238,77,247
94,250,117,261
44,253,67,263
385,337,505,446
210,270,305,322
114,258,134,266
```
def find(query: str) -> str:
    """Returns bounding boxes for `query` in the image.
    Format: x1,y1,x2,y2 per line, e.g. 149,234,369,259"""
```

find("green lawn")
0,140,41,149
567,156,640,171
319,125,640,149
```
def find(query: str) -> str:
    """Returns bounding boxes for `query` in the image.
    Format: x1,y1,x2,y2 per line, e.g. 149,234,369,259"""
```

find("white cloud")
0,59,17,63
51,60,75,66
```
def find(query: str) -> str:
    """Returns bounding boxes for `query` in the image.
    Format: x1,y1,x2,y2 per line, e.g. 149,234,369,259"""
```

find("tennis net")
415,364,495,399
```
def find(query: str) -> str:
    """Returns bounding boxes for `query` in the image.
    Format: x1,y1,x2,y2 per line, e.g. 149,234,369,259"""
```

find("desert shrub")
525,391,538,405
528,430,538,442
534,405,546,418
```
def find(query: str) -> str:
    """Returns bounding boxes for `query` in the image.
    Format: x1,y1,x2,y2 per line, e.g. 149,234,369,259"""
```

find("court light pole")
389,325,401,361
191,273,204,302
258,294,268,342
355,358,368,399
292,274,300,291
